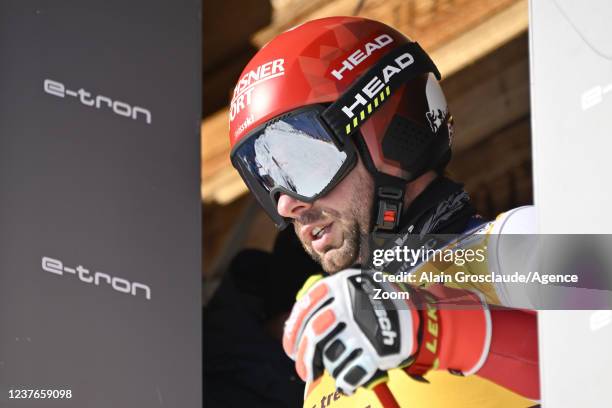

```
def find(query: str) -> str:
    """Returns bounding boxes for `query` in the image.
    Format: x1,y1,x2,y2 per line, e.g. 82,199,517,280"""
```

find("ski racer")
228,16,540,407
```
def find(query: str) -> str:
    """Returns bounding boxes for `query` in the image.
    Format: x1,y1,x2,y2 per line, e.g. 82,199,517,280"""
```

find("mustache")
295,207,341,225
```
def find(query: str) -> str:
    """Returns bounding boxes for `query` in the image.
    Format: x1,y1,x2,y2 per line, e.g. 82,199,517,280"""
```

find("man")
228,16,539,407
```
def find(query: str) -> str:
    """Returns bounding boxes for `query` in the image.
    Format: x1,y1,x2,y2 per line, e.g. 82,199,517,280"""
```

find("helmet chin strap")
372,172,406,233
353,132,406,235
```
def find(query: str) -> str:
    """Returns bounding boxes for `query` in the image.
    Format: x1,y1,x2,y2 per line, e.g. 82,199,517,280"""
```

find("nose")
277,193,312,219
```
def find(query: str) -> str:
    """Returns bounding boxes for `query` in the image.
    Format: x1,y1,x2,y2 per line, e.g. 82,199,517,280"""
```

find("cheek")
332,163,372,199
315,177,354,210
315,160,373,216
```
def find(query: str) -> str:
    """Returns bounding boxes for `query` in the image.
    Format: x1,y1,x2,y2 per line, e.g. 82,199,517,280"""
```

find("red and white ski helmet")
229,16,453,228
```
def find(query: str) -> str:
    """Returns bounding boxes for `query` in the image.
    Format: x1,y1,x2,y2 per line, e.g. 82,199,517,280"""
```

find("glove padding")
282,269,419,394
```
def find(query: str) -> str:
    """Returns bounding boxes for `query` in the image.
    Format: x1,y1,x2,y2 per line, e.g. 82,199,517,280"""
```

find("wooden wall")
446,32,532,218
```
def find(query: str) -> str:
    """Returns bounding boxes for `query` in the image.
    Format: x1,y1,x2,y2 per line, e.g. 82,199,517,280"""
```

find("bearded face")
276,158,374,274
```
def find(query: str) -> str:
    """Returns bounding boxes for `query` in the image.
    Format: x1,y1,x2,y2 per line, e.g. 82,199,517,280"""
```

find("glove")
283,269,417,394
282,269,492,395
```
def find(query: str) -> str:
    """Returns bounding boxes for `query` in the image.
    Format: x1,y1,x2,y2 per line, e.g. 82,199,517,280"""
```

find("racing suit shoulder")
488,205,537,235
412,206,537,306
482,205,539,308
406,206,536,306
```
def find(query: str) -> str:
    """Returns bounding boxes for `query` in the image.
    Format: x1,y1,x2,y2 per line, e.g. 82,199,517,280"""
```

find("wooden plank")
429,0,528,77
202,0,271,116
202,45,258,116
449,117,533,218
449,58,529,152
357,0,522,55
444,32,529,152
449,117,532,188
252,0,354,47
200,107,247,203
253,0,527,79
203,0,271,71
201,166,245,204
201,109,230,166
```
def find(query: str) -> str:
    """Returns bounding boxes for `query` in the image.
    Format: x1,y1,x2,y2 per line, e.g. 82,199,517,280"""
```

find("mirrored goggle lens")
232,109,347,199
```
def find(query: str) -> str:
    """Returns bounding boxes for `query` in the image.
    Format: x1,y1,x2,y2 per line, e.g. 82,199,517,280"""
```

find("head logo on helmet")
330,33,394,81
338,51,414,120
229,17,453,232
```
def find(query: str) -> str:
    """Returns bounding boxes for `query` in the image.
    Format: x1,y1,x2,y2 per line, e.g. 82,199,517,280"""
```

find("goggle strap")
322,42,440,141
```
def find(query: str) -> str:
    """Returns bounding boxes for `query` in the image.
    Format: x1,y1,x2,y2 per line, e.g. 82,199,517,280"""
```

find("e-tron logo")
43,79,152,124
42,256,152,301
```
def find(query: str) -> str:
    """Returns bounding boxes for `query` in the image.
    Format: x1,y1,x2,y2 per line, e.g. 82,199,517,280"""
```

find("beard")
294,180,373,274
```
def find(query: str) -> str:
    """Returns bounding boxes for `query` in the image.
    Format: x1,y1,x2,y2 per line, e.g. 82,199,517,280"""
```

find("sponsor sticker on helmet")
230,59,285,122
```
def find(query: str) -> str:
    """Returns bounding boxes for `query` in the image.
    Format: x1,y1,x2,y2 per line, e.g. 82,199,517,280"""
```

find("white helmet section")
424,73,448,134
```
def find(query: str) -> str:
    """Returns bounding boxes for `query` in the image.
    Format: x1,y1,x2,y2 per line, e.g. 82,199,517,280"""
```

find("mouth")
301,222,334,254
311,224,329,240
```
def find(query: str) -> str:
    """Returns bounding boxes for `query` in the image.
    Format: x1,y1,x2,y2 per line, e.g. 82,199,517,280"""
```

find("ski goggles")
231,105,358,229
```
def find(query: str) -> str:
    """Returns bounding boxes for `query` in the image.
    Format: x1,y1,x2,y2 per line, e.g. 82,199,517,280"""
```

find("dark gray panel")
0,1,201,407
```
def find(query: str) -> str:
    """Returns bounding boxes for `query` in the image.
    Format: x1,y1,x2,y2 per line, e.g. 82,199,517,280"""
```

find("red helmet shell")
228,17,410,147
